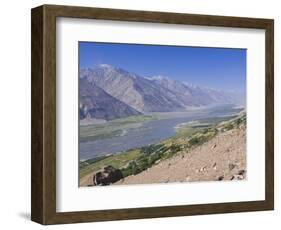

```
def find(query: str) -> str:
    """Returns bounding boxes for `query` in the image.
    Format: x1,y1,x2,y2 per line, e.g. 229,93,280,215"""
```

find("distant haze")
79,42,246,93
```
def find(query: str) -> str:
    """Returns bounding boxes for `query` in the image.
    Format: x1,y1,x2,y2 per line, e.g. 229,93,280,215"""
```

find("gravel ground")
115,125,246,185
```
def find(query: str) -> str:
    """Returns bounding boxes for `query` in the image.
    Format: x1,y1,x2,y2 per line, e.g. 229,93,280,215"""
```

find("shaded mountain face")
80,64,242,119
80,78,141,120
80,65,184,112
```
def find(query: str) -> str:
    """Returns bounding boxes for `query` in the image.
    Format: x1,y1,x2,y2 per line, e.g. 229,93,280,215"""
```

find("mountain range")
79,77,141,120
80,64,243,120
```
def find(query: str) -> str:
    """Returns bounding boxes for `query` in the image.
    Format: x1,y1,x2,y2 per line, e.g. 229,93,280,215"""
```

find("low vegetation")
80,149,141,178
80,115,156,142
110,115,158,124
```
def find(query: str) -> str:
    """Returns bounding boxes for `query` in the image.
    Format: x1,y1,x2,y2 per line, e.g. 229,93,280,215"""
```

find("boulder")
93,165,123,186
230,170,246,181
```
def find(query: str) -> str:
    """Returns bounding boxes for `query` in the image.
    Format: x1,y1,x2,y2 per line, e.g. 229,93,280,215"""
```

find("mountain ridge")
80,64,243,120
79,77,141,120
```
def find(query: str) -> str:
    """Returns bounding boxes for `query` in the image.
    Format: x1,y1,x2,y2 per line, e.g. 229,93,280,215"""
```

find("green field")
80,149,141,178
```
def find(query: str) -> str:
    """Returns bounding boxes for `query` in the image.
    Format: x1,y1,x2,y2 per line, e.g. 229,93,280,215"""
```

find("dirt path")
115,125,246,185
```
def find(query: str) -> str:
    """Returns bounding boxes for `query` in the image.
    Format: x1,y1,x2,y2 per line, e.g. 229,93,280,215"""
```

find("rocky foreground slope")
115,123,246,185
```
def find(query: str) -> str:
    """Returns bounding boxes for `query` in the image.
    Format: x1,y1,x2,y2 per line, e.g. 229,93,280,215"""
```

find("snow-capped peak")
98,64,113,69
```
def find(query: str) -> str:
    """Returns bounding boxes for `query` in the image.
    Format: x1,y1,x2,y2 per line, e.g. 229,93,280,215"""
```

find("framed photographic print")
31,4,274,225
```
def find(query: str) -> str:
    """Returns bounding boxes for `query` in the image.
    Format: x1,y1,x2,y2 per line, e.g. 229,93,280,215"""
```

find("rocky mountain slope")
80,78,141,120
80,65,184,113
80,64,242,120
150,76,234,106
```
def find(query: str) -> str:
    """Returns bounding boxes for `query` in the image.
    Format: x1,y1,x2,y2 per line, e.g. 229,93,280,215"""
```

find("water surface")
80,105,242,160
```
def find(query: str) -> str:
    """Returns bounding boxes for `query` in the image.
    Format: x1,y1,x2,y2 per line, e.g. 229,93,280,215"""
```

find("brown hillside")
115,125,246,185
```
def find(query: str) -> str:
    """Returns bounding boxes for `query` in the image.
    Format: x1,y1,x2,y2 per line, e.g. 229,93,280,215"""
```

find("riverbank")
116,119,246,185
80,105,243,160
79,112,246,186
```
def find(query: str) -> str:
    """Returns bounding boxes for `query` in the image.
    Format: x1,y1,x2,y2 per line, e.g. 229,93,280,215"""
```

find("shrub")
169,144,181,154
224,123,234,131
189,136,201,146
121,161,141,176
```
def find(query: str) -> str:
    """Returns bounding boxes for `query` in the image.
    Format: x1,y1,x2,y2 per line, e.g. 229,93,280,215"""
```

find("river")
80,105,243,160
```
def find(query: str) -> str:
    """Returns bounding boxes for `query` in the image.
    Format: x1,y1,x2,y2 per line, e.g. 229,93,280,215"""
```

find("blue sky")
79,42,246,92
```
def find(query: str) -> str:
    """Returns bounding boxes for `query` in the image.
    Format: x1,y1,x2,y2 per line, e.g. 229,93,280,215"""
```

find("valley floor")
80,114,246,187
115,124,246,185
